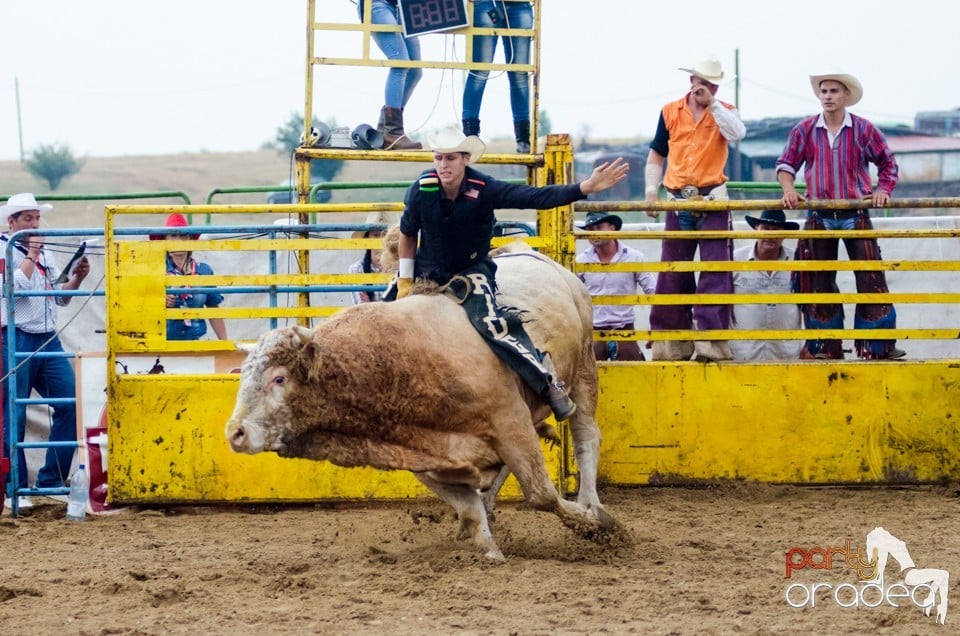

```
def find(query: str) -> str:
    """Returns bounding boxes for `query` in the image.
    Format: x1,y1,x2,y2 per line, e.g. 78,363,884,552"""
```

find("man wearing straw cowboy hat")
390,124,628,421
643,54,746,362
1,193,90,509
776,72,903,360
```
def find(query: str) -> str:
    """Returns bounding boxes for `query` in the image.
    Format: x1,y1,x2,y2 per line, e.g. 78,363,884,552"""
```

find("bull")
225,243,619,560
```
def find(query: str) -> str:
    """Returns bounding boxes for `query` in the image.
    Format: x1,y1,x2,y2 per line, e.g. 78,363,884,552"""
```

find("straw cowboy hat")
352,211,399,239
745,210,800,230
149,213,200,240
1,192,52,222
809,73,863,106
426,124,485,163
678,54,733,84
577,211,623,231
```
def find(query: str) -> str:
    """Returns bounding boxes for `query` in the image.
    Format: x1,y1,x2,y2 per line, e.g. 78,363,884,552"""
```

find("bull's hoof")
583,510,633,547
557,501,630,546
484,548,506,562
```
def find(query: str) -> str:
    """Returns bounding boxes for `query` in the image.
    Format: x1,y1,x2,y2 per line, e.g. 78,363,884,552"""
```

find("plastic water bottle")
66,464,89,521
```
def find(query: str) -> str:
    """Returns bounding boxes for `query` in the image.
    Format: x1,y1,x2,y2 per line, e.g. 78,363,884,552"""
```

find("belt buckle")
680,185,703,201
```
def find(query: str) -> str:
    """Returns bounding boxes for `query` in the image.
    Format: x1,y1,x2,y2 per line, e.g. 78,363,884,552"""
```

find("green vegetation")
24,143,83,190
539,109,551,136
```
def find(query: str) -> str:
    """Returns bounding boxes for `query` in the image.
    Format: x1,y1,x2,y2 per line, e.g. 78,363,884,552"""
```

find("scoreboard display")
398,0,470,37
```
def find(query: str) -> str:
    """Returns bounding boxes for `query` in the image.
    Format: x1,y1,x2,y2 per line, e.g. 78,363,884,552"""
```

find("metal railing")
1,191,191,205
3,228,106,515
572,196,960,353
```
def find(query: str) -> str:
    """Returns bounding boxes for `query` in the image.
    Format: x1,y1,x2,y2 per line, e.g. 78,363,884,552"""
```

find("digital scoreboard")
398,0,470,37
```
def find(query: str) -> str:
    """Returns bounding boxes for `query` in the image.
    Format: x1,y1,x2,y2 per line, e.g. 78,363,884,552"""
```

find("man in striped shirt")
776,73,903,360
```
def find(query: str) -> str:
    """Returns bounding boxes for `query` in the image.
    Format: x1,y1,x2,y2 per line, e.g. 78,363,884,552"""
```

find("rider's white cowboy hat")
678,55,733,84
1,192,52,222
809,73,863,106
426,124,485,163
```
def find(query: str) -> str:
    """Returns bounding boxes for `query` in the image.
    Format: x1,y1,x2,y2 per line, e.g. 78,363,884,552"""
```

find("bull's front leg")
415,472,504,561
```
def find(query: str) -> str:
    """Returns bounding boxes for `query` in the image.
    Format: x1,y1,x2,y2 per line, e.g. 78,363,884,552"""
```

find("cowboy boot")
514,120,531,153
376,106,388,141
379,106,421,150
545,382,577,421
462,117,481,137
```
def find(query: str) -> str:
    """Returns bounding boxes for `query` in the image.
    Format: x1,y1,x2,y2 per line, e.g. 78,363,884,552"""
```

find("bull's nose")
228,424,247,451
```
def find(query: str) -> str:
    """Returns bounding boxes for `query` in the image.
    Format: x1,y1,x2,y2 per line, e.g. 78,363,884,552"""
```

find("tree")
25,143,83,190
539,109,552,136
272,112,344,182
274,112,321,154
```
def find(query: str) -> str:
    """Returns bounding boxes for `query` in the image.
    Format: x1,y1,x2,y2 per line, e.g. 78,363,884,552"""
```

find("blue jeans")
818,216,857,231
2,330,77,491
462,1,533,122
360,0,422,108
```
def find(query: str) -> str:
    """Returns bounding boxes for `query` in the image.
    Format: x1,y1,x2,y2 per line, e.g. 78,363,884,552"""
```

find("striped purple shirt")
775,113,898,198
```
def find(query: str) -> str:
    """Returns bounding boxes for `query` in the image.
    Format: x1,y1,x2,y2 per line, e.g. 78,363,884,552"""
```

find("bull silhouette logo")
865,527,949,625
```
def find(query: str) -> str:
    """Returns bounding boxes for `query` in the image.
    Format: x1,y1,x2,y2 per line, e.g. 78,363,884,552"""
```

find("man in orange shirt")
644,55,746,361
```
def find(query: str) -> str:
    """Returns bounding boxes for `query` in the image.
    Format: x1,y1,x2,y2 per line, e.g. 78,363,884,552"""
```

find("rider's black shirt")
400,166,585,284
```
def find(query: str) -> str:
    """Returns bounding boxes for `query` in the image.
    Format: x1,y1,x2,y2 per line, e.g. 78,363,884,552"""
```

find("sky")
1,0,958,161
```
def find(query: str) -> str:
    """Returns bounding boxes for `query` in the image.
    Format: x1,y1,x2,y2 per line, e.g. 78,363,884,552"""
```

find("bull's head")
225,324,321,454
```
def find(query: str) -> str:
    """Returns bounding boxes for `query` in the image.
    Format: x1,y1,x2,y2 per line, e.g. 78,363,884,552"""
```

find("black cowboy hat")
745,210,800,230
578,211,623,230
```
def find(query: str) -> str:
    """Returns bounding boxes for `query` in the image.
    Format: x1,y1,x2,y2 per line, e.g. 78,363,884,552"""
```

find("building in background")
915,109,960,137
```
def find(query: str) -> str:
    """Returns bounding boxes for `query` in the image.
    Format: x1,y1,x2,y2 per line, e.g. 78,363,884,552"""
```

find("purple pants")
649,210,733,331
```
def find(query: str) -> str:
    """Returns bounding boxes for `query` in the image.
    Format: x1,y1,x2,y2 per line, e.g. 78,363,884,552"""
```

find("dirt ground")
2,483,958,635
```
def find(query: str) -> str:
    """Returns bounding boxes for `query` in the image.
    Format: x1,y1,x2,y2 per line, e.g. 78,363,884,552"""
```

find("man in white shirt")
731,210,803,361
577,212,656,361
1,193,90,508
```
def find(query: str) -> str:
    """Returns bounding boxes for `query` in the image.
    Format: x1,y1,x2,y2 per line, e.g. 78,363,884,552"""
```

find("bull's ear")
298,341,323,383
291,324,315,344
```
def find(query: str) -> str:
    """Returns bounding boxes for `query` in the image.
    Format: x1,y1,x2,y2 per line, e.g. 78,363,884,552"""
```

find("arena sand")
2,482,958,634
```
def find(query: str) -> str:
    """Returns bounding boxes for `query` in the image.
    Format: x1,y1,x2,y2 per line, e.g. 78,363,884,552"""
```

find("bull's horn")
235,341,257,353
291,324,315,343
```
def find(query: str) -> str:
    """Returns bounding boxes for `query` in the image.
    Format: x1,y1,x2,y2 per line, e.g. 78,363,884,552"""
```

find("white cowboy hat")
426,124,485,163
352,211,399,238
678,55,733,84
809,73,863,106
1,192,52,222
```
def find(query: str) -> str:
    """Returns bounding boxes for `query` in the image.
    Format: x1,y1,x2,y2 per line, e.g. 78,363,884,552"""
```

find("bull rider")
386,124,628,421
